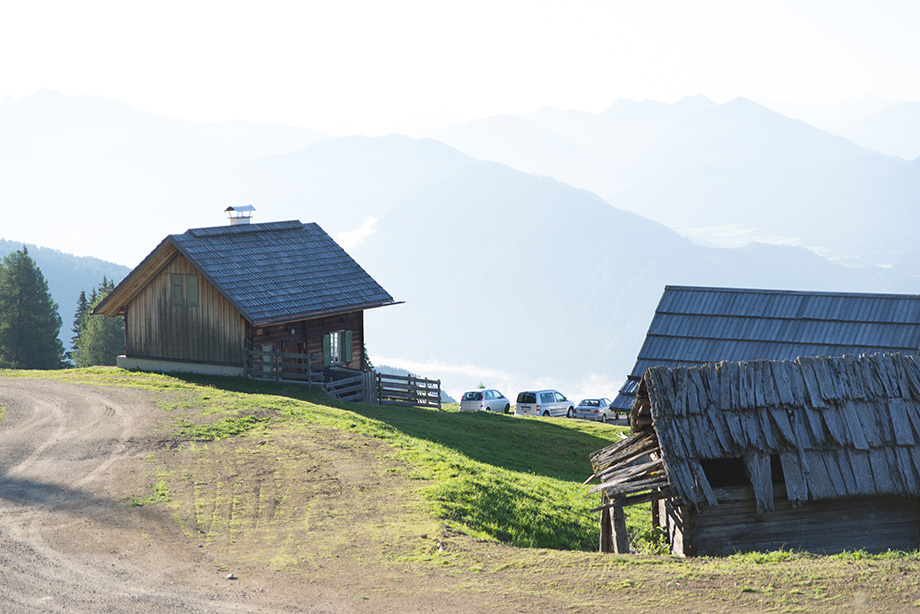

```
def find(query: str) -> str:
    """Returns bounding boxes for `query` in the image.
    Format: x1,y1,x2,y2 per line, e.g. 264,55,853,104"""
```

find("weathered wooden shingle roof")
612,286,920,410
95,220,396,325
632,353,920,514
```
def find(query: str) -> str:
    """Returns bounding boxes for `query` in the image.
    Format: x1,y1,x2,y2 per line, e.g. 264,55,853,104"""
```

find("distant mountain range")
2,89,917,399
437,95,917,269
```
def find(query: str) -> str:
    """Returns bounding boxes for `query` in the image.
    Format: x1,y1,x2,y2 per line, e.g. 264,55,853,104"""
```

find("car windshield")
580,399,600,407
462,392,482,401
517,392,536,404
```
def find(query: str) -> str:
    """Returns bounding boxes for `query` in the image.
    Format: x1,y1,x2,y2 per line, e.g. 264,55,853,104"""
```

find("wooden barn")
611,286,920,415
590,353,920,556
93,218,398,388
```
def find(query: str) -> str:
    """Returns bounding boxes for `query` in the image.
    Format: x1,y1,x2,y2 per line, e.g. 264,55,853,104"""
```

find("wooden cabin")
93,220,397,383
611,286,920,415
590,353,920,556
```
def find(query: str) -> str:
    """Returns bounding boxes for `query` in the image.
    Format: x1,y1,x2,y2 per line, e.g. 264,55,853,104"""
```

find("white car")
571,398,616,422
514,389,573,418
459,389,511,413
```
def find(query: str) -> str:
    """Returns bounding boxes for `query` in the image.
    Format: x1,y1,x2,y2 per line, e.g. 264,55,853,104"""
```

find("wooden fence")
244,351,439,408
324,370,376,404
376,372,441,409
244,349,324,384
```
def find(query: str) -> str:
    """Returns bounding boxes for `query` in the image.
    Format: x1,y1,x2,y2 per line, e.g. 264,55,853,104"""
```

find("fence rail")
244,351,439,408
376,372,441,409
325,373,369,403
245,349,324,384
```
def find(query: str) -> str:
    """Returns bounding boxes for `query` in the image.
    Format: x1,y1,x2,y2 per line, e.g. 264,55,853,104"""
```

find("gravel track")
0,379,344,614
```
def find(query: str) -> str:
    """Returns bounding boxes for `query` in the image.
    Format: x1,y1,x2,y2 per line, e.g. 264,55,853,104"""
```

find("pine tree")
70,289,89,361
72,278,125,367
0,247,65,369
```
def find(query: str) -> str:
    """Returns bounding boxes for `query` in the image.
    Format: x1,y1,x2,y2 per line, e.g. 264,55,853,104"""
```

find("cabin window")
323,330,354,366
171,274,184,306
171,273,199,307
186,275,199,306
261,344,273,373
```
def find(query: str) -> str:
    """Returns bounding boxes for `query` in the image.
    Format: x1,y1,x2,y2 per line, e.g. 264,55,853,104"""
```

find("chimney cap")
226,205,255,225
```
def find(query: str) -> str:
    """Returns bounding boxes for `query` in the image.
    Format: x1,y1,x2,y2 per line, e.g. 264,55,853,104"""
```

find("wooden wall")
662,484,920,556
125,255,246,365
249,310,365,370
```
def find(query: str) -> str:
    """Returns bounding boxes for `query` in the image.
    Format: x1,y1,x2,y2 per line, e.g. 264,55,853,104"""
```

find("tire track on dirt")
0,379,337,613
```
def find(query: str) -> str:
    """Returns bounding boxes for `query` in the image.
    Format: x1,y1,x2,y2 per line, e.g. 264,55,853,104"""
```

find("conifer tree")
0,247,65,369
69,289,89,362
72,277,124,367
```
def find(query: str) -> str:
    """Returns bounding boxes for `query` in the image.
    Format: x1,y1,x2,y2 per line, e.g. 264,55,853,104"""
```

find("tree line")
0,247,124,369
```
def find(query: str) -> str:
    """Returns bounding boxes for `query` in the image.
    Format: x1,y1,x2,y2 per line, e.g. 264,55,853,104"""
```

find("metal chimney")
225,205,255,225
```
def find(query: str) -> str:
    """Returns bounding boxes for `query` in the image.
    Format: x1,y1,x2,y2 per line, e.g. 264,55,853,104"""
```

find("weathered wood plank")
798,357,827,408
591,486,673,512
888,397,915,446
691,489,920,555
779,451,807,501
688,458,718,507
768,407,795,446
743,452,774,514
821,406,847,446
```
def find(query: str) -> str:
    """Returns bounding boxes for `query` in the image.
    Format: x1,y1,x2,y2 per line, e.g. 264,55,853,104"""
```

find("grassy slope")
8,367,920,613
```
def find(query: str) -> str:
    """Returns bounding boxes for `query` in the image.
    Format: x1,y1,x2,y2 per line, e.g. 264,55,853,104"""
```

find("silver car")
459,389,511,413
514,389,573,418
572,397,616,422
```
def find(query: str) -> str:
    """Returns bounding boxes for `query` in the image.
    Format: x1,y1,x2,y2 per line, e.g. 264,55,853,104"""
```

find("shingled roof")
590,353,920,516
612,286,920,411
94,220,395,325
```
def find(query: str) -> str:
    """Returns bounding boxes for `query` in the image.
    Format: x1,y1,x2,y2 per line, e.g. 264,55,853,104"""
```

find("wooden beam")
611,504,629,554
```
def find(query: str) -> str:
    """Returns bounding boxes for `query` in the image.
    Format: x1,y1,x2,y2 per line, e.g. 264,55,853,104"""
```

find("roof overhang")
250,300,404,327
92,238,179,317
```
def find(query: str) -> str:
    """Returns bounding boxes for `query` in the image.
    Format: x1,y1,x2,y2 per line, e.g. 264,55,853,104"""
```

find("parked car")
459,389,511,413
514,389,574,418
572,397,616,422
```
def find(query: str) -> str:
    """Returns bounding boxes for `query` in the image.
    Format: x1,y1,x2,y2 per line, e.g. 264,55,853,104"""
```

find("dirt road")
0,379,351,613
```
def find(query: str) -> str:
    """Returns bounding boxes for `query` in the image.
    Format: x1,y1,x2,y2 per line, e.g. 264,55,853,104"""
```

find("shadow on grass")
172,373,621,483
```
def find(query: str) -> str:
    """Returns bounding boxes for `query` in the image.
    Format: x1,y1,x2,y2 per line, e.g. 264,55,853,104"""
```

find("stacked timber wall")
668,483,920,556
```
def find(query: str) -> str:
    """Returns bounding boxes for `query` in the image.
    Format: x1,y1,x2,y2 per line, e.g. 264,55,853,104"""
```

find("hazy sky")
3,0,919,134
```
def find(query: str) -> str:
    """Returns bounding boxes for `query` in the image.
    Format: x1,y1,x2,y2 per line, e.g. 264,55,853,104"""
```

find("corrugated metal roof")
612,286,920,410
167,220,394,325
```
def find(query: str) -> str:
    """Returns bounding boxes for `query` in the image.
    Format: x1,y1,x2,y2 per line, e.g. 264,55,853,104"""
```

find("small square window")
171,274,184,306
186,275,199,307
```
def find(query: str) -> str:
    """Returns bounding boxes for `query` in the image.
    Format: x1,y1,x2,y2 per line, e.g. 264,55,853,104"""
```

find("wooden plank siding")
125,254,246,365
665,484,920,556
248,311,365,371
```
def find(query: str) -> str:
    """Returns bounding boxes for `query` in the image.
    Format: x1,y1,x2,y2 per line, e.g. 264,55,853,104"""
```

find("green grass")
175,414,270,440
269,387,625,550
7,367,626,551
10,368,920,611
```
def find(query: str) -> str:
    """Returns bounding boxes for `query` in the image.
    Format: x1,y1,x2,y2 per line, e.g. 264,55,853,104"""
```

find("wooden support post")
612,504,630,554
600,505,612,553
